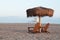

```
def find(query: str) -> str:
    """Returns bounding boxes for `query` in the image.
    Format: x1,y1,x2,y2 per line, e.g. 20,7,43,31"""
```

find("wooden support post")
39,16,41,26
33,16,42,33
38,16,42,32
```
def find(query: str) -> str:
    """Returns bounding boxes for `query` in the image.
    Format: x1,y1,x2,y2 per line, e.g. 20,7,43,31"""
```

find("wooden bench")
28,27,34,32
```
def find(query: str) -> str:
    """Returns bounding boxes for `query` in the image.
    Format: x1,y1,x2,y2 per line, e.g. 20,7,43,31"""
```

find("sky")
0,0,60,24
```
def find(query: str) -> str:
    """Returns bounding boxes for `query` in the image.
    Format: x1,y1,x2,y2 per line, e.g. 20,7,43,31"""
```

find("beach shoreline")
0,23,60,40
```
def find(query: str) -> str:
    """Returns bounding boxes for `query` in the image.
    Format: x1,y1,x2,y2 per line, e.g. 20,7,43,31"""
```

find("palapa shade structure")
26,7,54,17
26,6,54,26
26,7,54,24
26,7,54,33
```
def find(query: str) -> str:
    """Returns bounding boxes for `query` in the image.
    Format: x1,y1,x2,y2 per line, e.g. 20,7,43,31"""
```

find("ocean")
0,16,60,24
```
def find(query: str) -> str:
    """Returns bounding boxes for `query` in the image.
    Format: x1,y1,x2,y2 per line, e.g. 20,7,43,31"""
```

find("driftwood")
26,7,54,17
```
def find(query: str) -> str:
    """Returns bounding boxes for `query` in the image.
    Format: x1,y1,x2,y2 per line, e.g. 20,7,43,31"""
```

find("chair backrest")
46,23,50,27
44,23,50,31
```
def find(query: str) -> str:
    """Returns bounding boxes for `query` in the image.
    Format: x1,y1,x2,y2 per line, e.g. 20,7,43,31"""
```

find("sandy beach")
0,23,60,40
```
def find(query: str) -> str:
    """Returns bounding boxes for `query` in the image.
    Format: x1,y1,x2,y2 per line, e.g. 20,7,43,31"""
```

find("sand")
0,23,60,40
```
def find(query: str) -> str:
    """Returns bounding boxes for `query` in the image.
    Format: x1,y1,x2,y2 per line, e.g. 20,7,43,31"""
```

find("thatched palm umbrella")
26,6,54,32
26,7,54,23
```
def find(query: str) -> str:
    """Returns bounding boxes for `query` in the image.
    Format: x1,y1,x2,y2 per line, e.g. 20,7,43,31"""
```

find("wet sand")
0,23,60,40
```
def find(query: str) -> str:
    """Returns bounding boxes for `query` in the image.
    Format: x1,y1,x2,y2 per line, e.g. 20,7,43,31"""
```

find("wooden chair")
41,23,50,32
28,23,50,33
32,23,41,33
28,23,41,33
